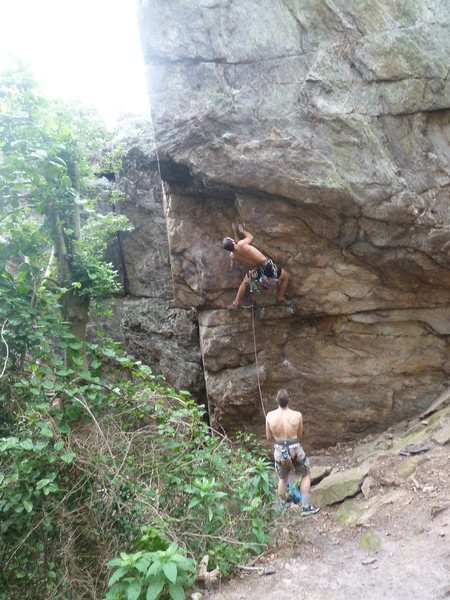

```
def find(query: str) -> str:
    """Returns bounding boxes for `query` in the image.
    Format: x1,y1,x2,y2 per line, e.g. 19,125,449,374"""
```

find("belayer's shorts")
274,440,310,480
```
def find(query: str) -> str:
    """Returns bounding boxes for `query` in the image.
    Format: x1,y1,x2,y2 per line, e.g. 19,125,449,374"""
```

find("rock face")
109,119,205,397
137,1,450,447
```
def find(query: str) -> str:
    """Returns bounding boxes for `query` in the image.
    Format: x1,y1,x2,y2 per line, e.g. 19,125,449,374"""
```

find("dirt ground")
207,437,450,600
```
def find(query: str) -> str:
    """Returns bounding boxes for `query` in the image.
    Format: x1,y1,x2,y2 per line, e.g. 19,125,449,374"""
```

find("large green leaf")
147,560,162,576
146,576,165,600
163,561,177,584
61,451,76,464
108,566,128,587
19,439,34,450
22,499,33,513
36,478,52,490
168,582,185,600
135,556,152,575
126,581,142,600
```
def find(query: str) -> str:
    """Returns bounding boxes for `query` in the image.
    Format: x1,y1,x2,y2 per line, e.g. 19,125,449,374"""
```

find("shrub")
0,341,275,598
106,544,196,600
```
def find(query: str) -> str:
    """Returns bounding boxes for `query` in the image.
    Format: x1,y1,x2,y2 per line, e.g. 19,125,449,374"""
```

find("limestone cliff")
133,1,450,447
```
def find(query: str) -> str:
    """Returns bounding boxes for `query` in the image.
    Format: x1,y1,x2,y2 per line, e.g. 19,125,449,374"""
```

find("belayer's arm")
297,414,303,439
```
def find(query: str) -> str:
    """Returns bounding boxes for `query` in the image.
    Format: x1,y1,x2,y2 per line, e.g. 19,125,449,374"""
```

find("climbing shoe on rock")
301,504,320,517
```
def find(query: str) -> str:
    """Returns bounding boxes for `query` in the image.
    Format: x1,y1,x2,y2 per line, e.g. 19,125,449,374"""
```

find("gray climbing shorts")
274,441,311,480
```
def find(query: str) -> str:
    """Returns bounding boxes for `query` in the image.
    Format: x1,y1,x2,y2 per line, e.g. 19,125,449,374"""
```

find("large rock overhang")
138,0,450,448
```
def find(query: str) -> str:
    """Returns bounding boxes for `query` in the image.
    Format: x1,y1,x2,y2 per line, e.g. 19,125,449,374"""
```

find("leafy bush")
0,66,276,600
1,341,275,598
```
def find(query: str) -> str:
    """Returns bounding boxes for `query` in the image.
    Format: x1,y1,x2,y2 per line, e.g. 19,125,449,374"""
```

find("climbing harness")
275,440,299,469
248,258,278,295
279,444,293,469
249,269,269,295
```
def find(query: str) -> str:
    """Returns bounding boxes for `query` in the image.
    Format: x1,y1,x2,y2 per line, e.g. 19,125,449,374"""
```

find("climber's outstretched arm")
237,224,254,247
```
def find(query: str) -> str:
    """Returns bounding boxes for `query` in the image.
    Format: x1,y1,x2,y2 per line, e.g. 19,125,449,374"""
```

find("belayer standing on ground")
222,224,290,308
266,389,320,515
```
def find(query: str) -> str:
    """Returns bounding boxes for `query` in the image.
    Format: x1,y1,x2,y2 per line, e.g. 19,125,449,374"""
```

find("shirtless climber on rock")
222,224,290,308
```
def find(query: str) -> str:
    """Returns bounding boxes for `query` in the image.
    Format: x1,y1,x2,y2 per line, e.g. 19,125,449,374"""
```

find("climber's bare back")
231,243,267,268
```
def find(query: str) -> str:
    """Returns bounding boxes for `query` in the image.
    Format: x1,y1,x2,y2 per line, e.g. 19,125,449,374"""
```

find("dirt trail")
208,442,450,600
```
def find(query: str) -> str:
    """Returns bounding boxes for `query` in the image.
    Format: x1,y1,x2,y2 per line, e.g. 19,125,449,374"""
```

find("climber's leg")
228,274,250,308
277,269,290,304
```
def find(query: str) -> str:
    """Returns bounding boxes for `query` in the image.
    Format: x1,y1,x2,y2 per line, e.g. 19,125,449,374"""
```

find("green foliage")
184,477,227,522
244,457,273,497
0,66,277,600
1,340,276,598
0,64,131,348
106,544,196,600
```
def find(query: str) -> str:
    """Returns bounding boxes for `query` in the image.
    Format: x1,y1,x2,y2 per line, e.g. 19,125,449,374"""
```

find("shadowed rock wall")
137,1,450,447
109,119,205,396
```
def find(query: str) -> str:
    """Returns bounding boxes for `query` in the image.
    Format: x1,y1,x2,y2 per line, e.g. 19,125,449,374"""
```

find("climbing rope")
148,113,226,431
149,113,266,419
147,112,168,206
250,299,267,417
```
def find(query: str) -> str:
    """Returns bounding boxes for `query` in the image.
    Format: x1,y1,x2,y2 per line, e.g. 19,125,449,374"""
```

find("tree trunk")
62,290,90,367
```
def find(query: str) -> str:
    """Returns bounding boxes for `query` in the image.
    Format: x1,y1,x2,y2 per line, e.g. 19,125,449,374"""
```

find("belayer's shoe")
301,504,320,517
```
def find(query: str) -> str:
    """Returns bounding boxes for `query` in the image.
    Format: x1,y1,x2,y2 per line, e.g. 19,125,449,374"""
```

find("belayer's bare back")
267,408,302,441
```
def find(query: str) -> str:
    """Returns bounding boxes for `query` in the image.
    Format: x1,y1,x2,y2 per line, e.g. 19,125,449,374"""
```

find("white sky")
0,0,150,127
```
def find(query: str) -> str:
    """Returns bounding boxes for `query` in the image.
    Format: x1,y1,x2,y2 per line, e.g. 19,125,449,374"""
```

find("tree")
0,65,130,368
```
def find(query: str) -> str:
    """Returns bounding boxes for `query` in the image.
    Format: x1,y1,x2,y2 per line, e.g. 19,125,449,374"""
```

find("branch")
71,393,116,465
43,245,55,280
30,246,55,309
49,212,71,278
0,319,9,379
5,472,91,567
0,205,34,223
